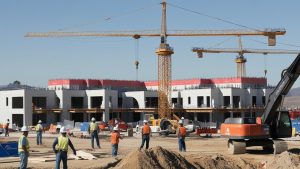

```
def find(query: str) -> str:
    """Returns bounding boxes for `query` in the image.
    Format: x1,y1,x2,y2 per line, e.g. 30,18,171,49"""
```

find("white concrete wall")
0,90,25,126
0,89,57,126
85,90,106,109
103,90,118,122
123,91,146,108
25,90,56,125
180,89,213,108
55,90,86,122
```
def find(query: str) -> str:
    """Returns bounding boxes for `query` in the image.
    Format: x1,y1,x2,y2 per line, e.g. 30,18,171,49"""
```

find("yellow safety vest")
56,135,69,151
18,135,29,153
90,122,97,131
35,124,42,132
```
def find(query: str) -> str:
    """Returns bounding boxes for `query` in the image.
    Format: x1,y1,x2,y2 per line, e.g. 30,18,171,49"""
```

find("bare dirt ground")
1,132,300,169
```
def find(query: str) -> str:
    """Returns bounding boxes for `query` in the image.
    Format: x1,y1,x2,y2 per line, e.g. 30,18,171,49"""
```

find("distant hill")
287,87,300,97
283,87,300,108
283,96,300,109
0,82,44,91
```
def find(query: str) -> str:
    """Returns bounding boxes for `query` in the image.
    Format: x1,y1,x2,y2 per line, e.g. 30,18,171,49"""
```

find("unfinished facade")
0,77,271,127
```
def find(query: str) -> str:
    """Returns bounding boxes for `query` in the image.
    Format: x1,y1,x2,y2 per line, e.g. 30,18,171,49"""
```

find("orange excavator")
221,53,300,154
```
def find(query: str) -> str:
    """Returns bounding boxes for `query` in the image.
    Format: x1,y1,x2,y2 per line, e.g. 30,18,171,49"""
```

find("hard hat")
21,126,29,132
60,126,67,133
38,120,42,124
143,120,148,123
91,117,96,122
113,126,119,131
181,117,184,120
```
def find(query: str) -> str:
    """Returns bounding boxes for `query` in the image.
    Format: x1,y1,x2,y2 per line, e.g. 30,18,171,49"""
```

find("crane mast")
155,0,173,119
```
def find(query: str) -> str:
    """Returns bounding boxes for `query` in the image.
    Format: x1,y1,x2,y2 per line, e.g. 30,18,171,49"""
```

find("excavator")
221,53,300,154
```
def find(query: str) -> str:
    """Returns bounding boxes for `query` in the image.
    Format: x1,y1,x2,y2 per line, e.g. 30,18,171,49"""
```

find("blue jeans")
178,137,186,152
5,128,9,137
56,151,68,169
37,131,42,145
91,131,100,148
19,152,28,169
112,144,118,157
140,134,150,149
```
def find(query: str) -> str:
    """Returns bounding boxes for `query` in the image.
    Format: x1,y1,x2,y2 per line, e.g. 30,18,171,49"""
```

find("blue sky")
1,0,300,87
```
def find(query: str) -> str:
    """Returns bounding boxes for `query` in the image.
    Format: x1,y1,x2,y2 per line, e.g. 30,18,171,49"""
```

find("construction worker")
36,120,43,145
139,120,151,150
53,126,76,169
111,126,123,157
18,126,30,169
5,119,9,137
88,117,100,149
177,120,187,152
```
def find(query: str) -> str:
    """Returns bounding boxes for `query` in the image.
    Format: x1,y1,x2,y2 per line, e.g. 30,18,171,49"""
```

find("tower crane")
25,0,286,120
192,37,300,77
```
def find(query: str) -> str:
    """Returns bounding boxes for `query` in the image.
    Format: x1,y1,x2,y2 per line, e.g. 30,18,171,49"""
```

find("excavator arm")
262,53,300,124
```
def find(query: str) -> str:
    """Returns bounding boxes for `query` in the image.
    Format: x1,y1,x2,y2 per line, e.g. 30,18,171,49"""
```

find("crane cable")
247,37,300,48
206,37,235,49
167,3,263,32
134,38,140,81
264,54,268,77
55,3,159,31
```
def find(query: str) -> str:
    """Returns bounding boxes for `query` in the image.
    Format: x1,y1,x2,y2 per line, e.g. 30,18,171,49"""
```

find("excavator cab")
270,111,292,139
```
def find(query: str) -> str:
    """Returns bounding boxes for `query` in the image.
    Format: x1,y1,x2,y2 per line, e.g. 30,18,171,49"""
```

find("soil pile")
114,146,256,169
267,150,300,169
187,154,255,169
114,146,195,169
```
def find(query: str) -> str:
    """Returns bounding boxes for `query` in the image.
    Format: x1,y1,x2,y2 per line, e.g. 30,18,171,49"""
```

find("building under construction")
0,77,271,127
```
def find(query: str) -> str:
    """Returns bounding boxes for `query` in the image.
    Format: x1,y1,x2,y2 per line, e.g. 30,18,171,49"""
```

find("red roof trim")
48,77,266,88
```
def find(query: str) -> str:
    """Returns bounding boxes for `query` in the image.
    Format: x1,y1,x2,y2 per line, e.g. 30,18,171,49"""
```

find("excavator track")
273,139,288,155
228,140,246,154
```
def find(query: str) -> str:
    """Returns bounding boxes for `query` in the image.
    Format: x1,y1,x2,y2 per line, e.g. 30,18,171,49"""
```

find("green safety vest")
90,123,97,131
57,135,69,151
35,124,42,132
18,135,29,153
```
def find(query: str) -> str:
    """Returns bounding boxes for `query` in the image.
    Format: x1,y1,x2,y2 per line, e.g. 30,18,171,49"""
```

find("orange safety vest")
179,127,187,137
111,132,120,144
142,124,150,134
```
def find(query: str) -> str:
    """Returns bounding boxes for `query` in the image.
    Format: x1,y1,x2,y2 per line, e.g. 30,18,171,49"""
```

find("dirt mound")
115,146,196,169
114,146,256,169
267,151,300,169
187,154,255,169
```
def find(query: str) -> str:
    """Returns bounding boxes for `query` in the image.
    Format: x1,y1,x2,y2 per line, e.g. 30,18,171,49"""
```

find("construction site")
1,0,300,169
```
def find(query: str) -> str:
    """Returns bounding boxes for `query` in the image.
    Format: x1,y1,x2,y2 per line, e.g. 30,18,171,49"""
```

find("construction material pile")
115,146,195,169
187,154,255,169
115,146,255,169
267,149,300,169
